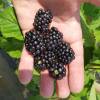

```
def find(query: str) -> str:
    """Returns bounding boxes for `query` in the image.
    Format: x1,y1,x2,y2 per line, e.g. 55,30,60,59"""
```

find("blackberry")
34,56,47,71
34,51,56,70
56,41,75,65
25,30,45,57
48,62,66,80
45,27,63,51
34,9,53,32
44,51,56,68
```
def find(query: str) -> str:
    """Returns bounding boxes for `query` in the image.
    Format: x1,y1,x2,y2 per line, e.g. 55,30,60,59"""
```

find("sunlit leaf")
97,93,100,100
0,7,23,40
0,36,23,58
89,82,96,100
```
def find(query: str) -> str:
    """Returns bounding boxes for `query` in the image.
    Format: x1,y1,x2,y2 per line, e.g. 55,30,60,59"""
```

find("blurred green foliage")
0,0,100,100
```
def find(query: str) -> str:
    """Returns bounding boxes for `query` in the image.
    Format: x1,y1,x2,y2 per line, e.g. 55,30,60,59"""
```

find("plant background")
0,0,100,100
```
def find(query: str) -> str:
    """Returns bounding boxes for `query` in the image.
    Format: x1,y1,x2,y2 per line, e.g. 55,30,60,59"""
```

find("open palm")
13,0,84,98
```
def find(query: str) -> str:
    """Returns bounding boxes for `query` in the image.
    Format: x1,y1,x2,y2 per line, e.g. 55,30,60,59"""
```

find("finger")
56,66,70,98
18,46,33,85
40,70,54,98
69,40,84,93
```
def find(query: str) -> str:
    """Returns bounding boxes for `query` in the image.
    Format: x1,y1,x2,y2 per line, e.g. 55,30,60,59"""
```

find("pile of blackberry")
25,9,75,80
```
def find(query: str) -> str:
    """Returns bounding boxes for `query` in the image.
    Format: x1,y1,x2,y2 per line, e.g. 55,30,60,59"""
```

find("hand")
12,0,99,98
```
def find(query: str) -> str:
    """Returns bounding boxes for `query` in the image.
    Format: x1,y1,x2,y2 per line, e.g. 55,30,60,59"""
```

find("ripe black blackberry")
43,51,56,68
48,62,66,80
25,30,45,57
34,56,47,71
34,51,56,70
33,9,53,32
56,41,75,65
45,27,63,51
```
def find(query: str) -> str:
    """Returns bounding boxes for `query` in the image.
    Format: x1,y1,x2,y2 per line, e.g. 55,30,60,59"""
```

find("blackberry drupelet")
49,62,66,80
45,27,63,51
25,30,45,57
33,9,53,32
56,41,75,65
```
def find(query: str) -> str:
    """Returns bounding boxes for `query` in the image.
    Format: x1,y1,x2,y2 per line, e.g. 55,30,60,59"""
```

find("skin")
12,0,100,98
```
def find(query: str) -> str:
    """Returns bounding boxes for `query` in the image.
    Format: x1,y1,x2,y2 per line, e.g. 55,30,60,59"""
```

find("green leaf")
82,3,100,25
0,0,12,11
93,43,100,60
8,50,21,58
96,93,100,100
94,30,100,42
0,7,23,40
28,95,46,100
80,13,96,47
90,18,100,31
80,6,96,65
89,82,96,100
0,6,23,58
84,46,94,65
0,36,23,58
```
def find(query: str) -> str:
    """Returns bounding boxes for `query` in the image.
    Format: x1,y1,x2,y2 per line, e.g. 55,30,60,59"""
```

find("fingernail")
58,91,70,99
19,70,32,85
